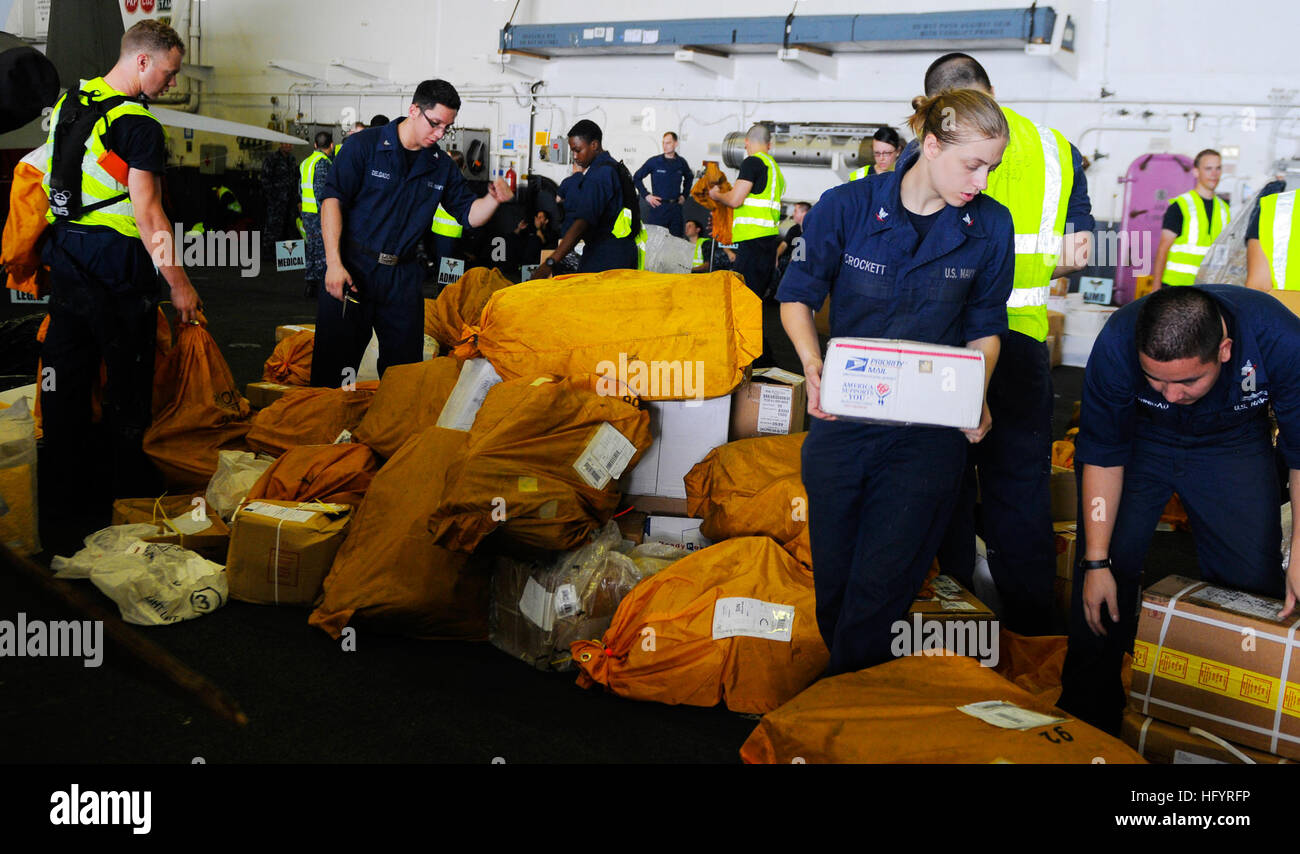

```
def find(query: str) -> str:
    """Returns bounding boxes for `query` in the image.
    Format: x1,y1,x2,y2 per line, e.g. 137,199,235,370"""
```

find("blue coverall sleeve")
441,165,479,227
632,158,652,198
775,186,844,311
1260,309,1300,470
321,139,363,204
963,204,1015,342
1074,321,1137,468
1066,144,1095,233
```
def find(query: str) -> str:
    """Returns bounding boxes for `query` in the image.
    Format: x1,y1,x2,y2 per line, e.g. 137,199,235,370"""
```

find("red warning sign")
140,0,155,11
124,0,138,12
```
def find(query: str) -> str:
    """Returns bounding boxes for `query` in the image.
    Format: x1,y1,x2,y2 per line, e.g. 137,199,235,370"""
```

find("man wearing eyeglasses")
311,78,513,387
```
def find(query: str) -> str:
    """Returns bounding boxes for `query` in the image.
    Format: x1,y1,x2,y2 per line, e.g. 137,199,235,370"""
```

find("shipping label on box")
226,500,352,606
622,395,731,499
274,323,314,343
730,367,807,440
643,515,713,553
1130,575,1300,760
819,338,984,429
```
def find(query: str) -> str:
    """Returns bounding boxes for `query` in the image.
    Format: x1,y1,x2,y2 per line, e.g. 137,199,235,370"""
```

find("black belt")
346,239,417,267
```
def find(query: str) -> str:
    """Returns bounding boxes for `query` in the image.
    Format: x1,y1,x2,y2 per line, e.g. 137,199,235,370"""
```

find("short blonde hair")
908,88,1007,147
121,19,184,58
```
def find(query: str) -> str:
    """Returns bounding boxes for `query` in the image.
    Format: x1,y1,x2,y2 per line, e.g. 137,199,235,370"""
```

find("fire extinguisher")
505,164,517,193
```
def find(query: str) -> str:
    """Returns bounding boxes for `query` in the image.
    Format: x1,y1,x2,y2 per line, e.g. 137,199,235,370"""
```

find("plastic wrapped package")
52,525,227,625
0,397,39,555
1195,187,1266,287
205,450,274,522
491,521,649,671
642,224,694,274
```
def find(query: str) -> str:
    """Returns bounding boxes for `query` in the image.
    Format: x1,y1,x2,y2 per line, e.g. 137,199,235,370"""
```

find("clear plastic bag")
491,521,677,671
52,525,227,625
205,450,273,522
643,224,695,274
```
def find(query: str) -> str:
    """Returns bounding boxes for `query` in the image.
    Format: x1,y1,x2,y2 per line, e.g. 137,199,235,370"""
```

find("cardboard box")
245,381,294,409
1061,333,1094,368
730,367,807,440
615,509,647,544
621,395,731,499
1130,575,1300,760
643,515,713,553
819,338,984,429
1121,708,1288,764
1049,277,1069,297
1046,309,1064,341
1272,289,1300,318
275,323,315,342
621,494,690,516
1050,464,1076,522
909,574,996,623
1053,521,1077,621
813,296,830,337
111,495,230,562
1063,304,1117,339
1046,334,1062,368
226,500,352,606
1134,275,1155,301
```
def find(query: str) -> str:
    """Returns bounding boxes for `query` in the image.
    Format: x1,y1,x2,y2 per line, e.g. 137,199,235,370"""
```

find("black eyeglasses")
420,110,454,134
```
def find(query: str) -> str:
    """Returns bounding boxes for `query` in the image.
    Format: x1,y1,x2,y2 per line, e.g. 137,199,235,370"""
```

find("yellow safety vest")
217,185,242,214
299,149,331,213
612,207,646,270
1257,190,1300,290
42,76,161,238
1164,191,1230,286
732,151,785,242
983,105,1074,342
431,204,463,238
693,236,706,268
847,164,874,182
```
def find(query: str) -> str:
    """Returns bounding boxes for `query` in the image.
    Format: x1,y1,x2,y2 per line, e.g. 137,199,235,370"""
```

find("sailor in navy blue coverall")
1058,285,1300,734
776,100,1014,676
313,79,511,387
633,132,693,237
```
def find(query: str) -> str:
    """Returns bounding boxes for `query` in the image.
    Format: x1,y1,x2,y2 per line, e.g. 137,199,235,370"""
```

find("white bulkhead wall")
183,0,1300,222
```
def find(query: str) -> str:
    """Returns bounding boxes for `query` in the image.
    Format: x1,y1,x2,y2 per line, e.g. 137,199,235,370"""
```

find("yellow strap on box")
1133,639,1300,719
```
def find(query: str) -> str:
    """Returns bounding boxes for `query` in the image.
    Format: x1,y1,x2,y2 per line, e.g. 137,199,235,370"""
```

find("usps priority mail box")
820,338,985,430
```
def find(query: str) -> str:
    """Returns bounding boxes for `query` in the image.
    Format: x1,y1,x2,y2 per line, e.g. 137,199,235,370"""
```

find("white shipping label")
755,367,804,385
756,385,793,434
1172,750,1225,765
519,577,555,632
930,575,964,601
572,422,638,490
166,514,213,536
1191,587,1283,622
940,600,977,611
333,429,353,444
957,701,1066,730
712,597,794,642
554,583,580,619
241,502,315,524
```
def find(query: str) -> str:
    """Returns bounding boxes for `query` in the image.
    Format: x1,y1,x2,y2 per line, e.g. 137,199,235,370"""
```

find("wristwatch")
544,257,556,267
1081,557,1112,571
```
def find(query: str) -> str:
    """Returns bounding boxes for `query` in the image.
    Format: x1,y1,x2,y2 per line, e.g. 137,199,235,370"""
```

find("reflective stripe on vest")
1259,190,1300,290
983,106,1073,342
300,150,330,213
693,236,706,267
1164,191,1230,286
613,207,633,238
42,76,160,238
732,151,785,242
847,164,873,182
431,204,463,238
636,227,647,270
